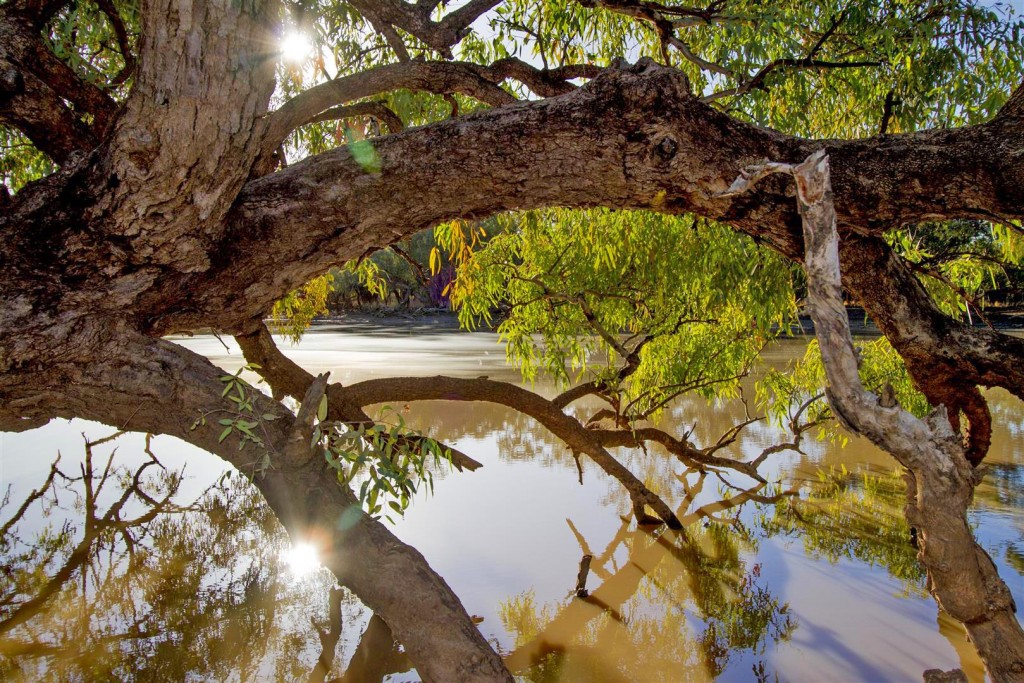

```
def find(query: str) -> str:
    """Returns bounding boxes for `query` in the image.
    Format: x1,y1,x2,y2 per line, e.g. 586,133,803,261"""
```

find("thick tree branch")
839,236,1017,463
730,149,1024,681
0,58,97,163
159,59,1024,337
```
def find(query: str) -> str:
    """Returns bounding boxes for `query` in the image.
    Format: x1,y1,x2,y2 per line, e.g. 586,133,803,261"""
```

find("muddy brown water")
1,322,1021,681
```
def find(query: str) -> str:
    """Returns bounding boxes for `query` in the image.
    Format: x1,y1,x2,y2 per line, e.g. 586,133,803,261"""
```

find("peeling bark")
742,150,1024,681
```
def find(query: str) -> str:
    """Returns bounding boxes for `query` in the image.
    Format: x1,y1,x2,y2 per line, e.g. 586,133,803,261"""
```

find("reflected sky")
1,321,1021,681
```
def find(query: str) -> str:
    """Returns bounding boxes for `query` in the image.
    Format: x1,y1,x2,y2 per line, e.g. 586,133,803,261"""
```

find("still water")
1,320,1022,682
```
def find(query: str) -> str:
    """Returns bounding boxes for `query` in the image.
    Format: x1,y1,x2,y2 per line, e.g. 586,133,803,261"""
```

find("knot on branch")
583,57,692,103
654,135,678,162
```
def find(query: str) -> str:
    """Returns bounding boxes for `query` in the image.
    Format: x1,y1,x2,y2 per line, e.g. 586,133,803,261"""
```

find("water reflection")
0,432,371,682
1,328,1022,681
761,466,927,594
501,481,796,683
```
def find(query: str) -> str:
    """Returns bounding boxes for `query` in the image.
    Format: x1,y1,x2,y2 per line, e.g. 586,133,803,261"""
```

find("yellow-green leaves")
452,207,799,415
318,406,451,522
270,271,335,343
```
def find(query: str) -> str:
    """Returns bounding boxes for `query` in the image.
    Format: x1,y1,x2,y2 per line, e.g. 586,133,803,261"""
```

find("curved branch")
590,426,768,482
839,236,1019,462
262,60,517,159
779,150,1024,680
234,323,483,472
203,62,1022,336
337,374,683,527
262,58,602,160
95,0,136,85
304,101,405,134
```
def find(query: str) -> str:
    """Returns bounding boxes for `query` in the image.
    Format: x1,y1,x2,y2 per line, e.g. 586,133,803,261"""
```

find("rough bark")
3,0,1024,676
171,60,1024,335
767,150,1024,681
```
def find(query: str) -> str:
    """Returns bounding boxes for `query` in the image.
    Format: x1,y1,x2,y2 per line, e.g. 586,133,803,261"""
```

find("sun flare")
280,32,312,64
281,541,320,578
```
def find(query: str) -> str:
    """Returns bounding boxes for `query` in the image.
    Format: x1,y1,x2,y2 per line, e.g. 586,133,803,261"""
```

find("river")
1,320,1021,681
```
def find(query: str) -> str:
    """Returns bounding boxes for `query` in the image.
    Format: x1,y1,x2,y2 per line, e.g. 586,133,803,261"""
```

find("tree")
2,0,1024,679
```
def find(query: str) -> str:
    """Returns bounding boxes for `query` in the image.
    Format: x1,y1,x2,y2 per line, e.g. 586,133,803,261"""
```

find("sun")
281,541,321,578
280,31,312,64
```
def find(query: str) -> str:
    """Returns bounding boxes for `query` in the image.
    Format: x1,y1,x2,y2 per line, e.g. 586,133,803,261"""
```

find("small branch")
703,58,880,104
95,0,136,84
235,324,483,472
304,101,405,134
339,374,682,527
878,89,896,135
574,554,593,597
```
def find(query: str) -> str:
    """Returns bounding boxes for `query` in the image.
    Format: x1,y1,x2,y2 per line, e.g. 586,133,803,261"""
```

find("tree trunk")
783,151,1024,681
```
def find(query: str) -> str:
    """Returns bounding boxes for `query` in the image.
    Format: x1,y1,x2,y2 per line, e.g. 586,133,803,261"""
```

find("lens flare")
281,541,320,577
280,32,312,64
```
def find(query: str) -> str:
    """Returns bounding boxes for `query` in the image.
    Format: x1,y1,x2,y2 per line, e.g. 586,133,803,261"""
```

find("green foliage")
190,365,279,476
452,208,798,418
46,0,138,89
461,0,1022,138
758,337,930,442
315,403,451,521
0,128,57,193
884,219,1024,321
270,272,335,343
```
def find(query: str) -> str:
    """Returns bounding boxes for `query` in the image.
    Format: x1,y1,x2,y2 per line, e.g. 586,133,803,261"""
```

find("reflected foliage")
0,435,369,682
760,466,927,593
500,483,795,682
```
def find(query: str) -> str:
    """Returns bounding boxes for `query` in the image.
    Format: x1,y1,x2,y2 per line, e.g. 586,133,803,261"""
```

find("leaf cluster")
451,208,798,419
315,403,450,522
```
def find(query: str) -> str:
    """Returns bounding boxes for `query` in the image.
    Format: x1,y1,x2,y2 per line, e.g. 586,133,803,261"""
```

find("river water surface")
1,321,1022,682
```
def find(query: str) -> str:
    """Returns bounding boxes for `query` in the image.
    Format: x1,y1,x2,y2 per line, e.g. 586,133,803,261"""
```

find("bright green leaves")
191,365,275,476
1,127,57,193
451,208,798,420
757,337,930,443
315,405,451,522
46,0,139,93
886,220,1022,322
700,0,1024,137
